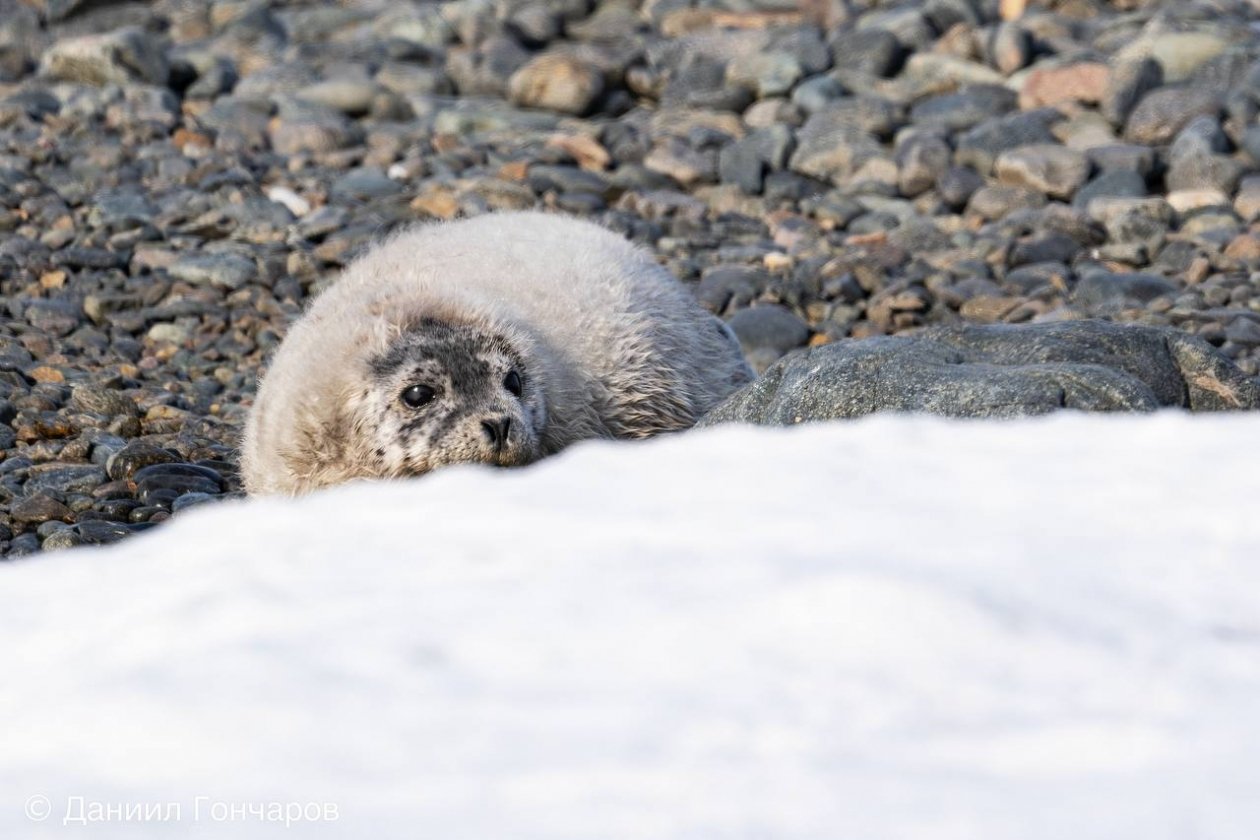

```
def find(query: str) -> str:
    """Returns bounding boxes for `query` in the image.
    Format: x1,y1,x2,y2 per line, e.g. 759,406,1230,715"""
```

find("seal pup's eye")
400,384,436,408
503,370,522,398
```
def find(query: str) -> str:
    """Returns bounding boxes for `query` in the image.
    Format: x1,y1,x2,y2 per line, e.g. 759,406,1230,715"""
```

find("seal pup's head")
242,311,551,496
353,317,547,476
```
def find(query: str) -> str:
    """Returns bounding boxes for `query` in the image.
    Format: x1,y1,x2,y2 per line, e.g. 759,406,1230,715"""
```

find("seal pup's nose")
481,417,511,449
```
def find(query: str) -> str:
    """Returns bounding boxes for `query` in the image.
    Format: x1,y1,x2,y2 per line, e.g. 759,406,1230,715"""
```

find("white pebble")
265,186,311,217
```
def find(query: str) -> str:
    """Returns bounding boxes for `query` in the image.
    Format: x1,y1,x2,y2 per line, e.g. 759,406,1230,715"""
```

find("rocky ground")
2,0,1260,555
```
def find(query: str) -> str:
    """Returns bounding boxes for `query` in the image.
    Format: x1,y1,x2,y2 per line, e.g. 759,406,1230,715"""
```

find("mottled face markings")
360,319,545,476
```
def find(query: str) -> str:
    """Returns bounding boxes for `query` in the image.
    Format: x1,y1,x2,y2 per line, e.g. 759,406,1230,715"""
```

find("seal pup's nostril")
481,417,511,448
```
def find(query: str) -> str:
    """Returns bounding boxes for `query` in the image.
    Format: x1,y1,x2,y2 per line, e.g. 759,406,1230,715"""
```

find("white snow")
2,411,1260,838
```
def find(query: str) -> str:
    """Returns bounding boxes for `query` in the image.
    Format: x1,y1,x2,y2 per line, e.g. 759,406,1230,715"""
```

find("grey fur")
241,211,754,495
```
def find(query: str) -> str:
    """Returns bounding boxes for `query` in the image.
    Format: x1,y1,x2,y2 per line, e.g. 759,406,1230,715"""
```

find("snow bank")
2,412,1259,838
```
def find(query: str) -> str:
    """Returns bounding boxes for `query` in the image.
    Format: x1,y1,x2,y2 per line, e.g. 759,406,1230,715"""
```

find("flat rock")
168,253,257,290
698,321,1260,426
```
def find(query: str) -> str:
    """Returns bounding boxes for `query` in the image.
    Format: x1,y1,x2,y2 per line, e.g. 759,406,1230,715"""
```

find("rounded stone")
508,53,603,116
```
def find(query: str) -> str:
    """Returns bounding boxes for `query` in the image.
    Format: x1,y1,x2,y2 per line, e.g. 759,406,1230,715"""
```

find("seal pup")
241,211,753,495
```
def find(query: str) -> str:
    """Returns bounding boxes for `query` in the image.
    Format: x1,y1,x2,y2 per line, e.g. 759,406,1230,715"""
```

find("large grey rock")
699,321,1260,426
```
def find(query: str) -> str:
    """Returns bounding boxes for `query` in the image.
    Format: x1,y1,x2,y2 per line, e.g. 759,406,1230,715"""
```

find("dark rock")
8,533,40,555
923,0,983,31
1074,170,1147,209
1125,86,1222,146
908,85,1017,132
1010,233,1081,267
171,492,221,513
699,321,1260,426
331,167,404,201
25,464,106,495
92,498,142,521
791,75,845,114
695,266,768,316
860,7,934,52
128,505,167,523
11,493,73,526
718,125,794,195
75,520,134,545
132,462,225,487
133,462,225,505
727,305,811,374
1004,262,1072,294
718,139,764,195
52,247,128,270
1102,58,1162,126
527,165,611,197
937,166,985,210
828,29,902,78
69,385,137,418
1086,144,1155,176
767,26,831,76
106,440,177,481
955,110,1062,174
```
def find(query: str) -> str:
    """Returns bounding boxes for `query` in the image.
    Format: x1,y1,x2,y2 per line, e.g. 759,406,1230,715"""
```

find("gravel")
3,0,1260,555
